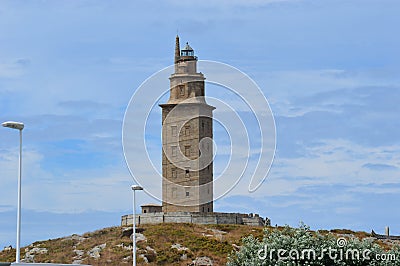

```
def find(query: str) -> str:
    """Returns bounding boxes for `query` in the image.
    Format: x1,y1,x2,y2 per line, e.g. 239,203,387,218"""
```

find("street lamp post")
2,121,24,263
131,185,143,266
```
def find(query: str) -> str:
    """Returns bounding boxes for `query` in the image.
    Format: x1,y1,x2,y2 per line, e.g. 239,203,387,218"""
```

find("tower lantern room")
181,42,195,57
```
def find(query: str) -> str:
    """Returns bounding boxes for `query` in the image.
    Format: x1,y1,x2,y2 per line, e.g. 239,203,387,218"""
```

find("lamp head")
2,121,24,130
131,185,143,191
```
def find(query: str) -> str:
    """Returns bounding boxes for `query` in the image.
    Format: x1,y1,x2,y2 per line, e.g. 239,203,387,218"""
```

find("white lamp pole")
2,121,24,263
131,185,143,266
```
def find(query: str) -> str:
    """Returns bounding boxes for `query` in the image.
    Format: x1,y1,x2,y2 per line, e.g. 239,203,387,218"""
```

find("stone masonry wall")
121,212,269,227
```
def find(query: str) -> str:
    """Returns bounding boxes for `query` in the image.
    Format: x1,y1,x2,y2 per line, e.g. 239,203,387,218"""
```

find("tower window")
186,191,190,197
184,125,191,135
185,169,190,177
171,126,177,137
179,85,185,96
172,146,177,157
185,146,191,157
172,168,177,178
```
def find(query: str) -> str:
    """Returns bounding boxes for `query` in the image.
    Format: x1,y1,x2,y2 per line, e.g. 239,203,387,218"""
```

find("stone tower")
159,36,214,213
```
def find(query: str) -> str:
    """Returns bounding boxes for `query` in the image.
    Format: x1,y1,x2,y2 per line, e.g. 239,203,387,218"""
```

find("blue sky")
1,0,400,248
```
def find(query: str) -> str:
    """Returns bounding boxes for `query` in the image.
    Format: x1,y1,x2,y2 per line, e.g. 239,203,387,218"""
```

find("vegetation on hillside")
0,223,399,265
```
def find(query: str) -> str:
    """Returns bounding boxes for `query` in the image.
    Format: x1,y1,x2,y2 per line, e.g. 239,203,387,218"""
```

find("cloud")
362,163,397,171
258,69,400,117
0,205,14,212
58,100,110,110
0,209,126,248
348,183,400,195
0,58,30,79
0,113,130,213
0,148,47,207
0,145,150,213
167,0,303,8
218,138,400,202
216,183,400,234
276,139,400,182
270,85,400,159
23,169,133,213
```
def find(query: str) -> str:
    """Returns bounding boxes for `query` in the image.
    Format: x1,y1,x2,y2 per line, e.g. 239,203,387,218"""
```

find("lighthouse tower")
159,36,214,213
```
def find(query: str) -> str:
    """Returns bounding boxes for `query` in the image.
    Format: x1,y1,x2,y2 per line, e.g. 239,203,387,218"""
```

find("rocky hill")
0,223,396,265
0,223,264,265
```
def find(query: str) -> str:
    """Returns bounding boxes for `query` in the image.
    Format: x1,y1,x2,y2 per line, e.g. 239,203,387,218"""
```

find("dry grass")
0,223,264,265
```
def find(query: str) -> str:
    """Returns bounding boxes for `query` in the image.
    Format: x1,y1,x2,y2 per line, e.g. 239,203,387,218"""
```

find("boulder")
192,256,213,266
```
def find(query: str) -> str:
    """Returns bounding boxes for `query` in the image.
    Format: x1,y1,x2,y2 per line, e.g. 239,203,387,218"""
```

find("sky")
1,0,400,248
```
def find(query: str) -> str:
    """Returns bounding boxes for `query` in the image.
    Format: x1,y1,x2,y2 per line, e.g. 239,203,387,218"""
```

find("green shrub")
227,223,400,266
